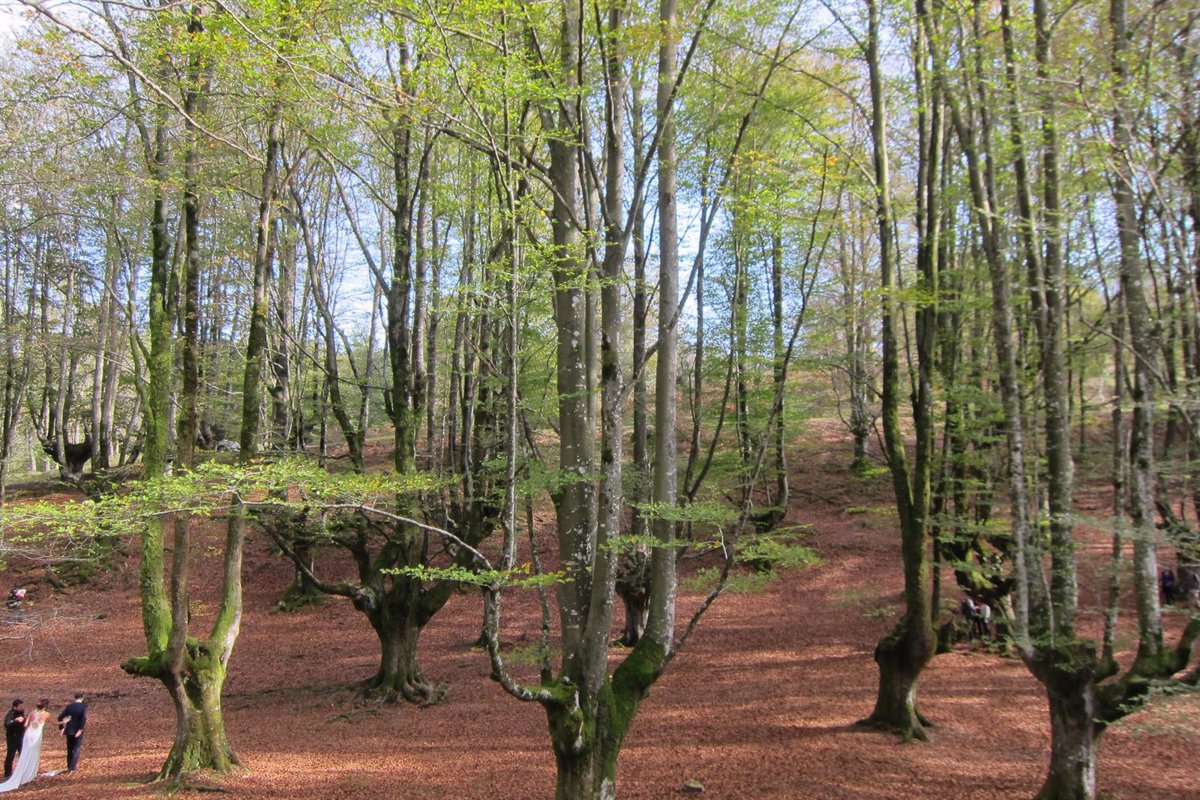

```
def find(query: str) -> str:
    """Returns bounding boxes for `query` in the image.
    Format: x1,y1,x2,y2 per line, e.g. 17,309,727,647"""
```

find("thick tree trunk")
615,550,649,647
375,620,422,695
1036,703,1096,800
550,719,619,800
1031,649,1098,800
545,649,657,800
865,614,934,740
369,598,440,703
160,656,237,779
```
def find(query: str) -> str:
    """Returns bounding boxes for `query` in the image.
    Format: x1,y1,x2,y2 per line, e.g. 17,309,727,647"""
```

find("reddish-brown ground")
2,421,1198,799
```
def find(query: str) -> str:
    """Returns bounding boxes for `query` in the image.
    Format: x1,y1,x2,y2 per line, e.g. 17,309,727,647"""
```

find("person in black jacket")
56,693,86,773
2,700,24,779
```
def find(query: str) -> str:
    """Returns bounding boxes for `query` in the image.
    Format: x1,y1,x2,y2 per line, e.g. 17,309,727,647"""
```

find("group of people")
960,596,993,642
1160,566,1200,609
0,694,86,793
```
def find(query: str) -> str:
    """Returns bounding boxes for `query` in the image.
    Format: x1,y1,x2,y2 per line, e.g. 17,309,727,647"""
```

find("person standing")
1161,568,1176,605
976,601,992,641
2,701,23,780
57,693,86,773
960,596,977,642
0,699,49,792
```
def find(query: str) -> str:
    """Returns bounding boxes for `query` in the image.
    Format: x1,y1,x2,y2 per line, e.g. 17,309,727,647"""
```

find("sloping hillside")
1,421,1197,799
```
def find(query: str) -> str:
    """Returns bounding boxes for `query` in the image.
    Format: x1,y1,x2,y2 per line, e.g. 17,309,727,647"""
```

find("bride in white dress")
0,699,48,792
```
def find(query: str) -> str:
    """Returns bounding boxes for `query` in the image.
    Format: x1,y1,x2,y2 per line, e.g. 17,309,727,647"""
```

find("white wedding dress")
0,713,45,792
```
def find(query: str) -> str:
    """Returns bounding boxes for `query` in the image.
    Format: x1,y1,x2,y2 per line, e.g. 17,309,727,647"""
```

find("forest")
0,0,1198,798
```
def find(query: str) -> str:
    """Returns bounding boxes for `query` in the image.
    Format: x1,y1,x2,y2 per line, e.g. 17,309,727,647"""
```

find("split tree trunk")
160,653,237,778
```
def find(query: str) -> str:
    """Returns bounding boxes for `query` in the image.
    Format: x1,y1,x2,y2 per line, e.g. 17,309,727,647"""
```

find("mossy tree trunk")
160,650,236,778
545,640,665,800
123,6,280,779
867,614,934,740
1027,645,1099,800
860,0,937,739
373,617,426,698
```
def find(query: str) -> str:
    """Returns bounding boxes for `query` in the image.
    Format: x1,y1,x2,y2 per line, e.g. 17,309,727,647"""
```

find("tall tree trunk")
770,229,788,514
1111,0,1165,671
270,213,295,451
99,203,125,469
292,184,364,472
412,139,431,466
541,0,593,673
121,34,185,778
839,218,871,473
426,217,442,471
139,10,242,776
0,221,33,506
621,82,650,645
389,134,415,472
927,0,1044,644
861,0,935,740
595,0,627,661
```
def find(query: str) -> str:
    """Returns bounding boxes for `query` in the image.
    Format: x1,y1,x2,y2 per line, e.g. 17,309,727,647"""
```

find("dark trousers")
65,734,83,772
4,735,20,779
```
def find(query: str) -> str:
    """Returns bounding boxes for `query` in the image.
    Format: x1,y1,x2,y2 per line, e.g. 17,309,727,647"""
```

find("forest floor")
1,419,1199,799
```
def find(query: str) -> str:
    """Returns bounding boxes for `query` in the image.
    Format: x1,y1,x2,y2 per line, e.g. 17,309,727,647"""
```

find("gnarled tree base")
858,616,935,741
364,673,448,705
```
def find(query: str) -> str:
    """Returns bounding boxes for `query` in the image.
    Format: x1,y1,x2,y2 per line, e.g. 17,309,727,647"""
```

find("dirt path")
2,423,1197,799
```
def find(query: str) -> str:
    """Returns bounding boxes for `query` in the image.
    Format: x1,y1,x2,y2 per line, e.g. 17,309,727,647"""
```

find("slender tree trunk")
770,230,788,512
270,213,295,451
99,204,125,469
595,0,627,661
1111,0,1165,670
293,184,364,471
412,140,431,466
1103,292,1129,665
540,0,593,672
861,0,935,739
621,86,650,644
426,217,442,471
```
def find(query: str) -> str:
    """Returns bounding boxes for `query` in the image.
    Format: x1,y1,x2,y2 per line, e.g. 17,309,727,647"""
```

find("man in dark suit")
57,693,87,773
3,699,24,779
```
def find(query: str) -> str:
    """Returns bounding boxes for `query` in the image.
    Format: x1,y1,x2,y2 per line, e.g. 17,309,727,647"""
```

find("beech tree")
7,0,1200,797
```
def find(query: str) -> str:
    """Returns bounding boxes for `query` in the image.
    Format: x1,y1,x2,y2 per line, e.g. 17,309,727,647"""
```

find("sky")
0,2,29,42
